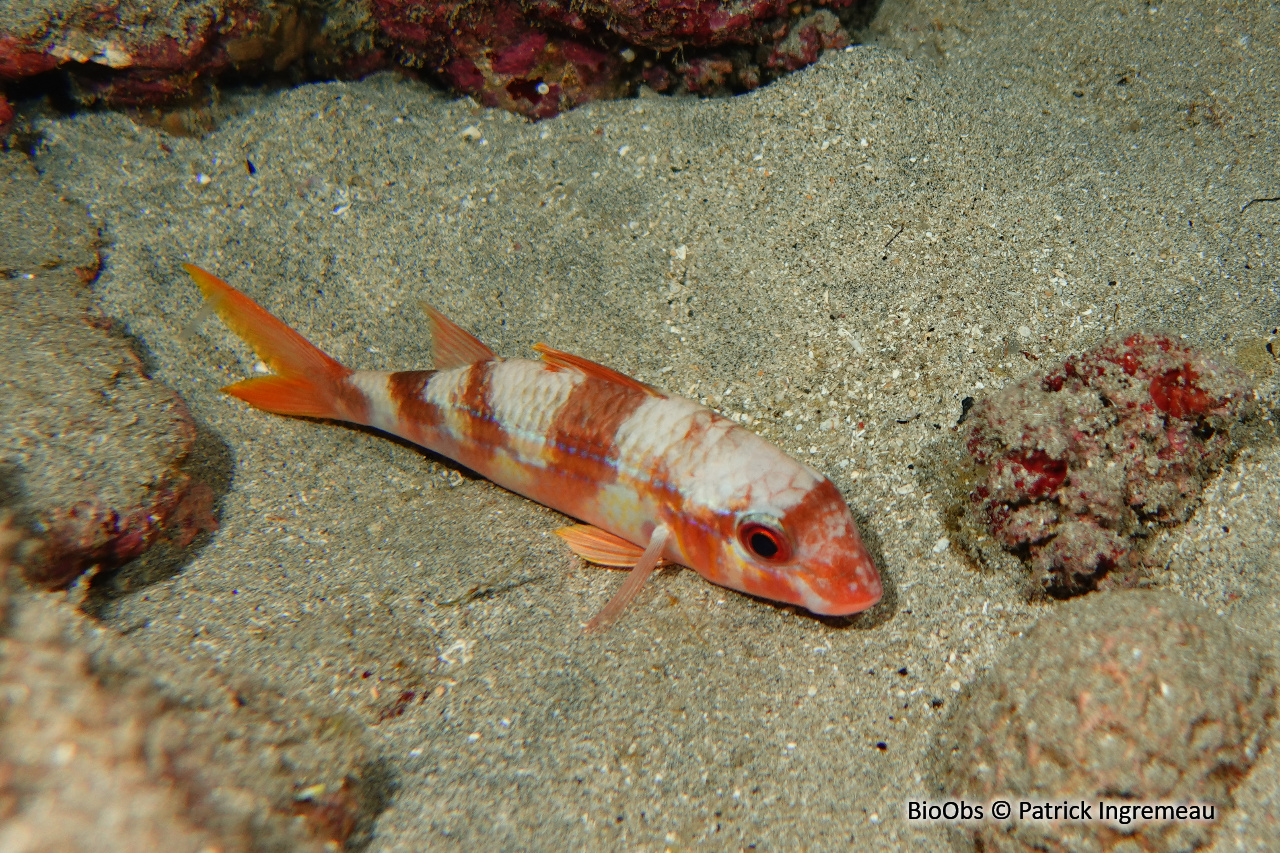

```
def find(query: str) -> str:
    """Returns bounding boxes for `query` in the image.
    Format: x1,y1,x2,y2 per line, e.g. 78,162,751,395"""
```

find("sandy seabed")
4,0,1280,849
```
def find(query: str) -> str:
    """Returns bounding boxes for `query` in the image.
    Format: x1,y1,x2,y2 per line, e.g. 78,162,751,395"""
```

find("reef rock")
958,332,1256,595
933,591,1275,853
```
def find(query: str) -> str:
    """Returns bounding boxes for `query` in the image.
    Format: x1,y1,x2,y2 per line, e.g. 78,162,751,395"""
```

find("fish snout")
799,538,882,616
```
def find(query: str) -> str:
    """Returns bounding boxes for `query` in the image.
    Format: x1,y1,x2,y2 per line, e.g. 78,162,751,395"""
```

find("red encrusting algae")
960,332,1256,595
0,0,875,131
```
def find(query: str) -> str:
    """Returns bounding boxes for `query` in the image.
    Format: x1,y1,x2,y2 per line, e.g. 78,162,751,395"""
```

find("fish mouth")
787,540,883,615
768,478,882,615
815,579,882,615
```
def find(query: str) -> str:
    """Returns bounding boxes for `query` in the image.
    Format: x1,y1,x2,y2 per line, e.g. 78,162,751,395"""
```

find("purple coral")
961,332,1255,594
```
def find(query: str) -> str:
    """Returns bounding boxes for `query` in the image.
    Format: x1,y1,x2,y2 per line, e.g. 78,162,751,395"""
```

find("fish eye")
737,516,792,563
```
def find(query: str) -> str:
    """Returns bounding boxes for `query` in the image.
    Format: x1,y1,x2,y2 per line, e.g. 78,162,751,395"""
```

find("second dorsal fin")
532,343,656,395
422,303,496,369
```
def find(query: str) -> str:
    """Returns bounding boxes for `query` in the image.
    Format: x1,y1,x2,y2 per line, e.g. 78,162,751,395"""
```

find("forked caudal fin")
184,264,355,421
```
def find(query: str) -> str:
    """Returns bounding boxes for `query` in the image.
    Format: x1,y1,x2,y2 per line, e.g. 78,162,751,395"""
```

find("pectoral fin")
583,525,671,633
556,524,652,567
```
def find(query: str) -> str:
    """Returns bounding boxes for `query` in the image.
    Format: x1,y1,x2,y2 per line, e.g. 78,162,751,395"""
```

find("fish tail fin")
184,264,356,421
220,376,346,419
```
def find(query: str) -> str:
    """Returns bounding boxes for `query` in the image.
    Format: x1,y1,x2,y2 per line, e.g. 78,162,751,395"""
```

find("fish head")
710,477,882,616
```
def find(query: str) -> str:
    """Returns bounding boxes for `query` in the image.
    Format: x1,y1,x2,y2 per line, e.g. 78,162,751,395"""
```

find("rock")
373,0,629,120
956,332,1257,595
932,591,1275,853
373,0,868,114
0,0,874,123
0,158,381,845
0,529,385,851
0,152,214,588
0,0,380,114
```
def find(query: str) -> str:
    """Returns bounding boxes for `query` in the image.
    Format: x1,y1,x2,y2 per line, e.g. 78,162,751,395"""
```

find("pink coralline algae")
1,153,220,590
374,0,627,120
0,0,872,131
373,0,863,116
32,476,219,590
934,591,1274,853
960,332,1256,595
0,1,381,133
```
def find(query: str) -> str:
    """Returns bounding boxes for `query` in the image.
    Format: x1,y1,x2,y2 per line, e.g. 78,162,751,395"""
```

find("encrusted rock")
0,543,382,851
0,0,874,126
0,0,380,126
957,332,1255,595
374,0,629,120
0,152,215,588
932,591,1275,853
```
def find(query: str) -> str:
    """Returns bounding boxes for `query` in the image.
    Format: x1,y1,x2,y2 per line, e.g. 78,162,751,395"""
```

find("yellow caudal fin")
184,264,356,421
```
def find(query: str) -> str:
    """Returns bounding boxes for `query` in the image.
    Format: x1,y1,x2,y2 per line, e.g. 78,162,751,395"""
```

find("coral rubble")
0,0,874,129
0,152,216,588
0,530,382,852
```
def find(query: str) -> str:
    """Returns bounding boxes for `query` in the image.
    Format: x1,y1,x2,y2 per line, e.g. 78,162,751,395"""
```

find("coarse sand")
7,0,1280,849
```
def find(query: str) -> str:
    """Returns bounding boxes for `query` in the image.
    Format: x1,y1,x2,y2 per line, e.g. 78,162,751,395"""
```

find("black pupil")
749,530,779,558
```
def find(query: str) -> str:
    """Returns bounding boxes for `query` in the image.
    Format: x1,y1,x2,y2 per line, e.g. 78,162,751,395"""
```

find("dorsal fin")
532,343,656,395
422,303,496,369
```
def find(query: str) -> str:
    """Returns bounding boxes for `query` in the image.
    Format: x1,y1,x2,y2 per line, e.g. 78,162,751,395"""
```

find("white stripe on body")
486,359,584,469
348,360,586,496
474,359,588,495
347,370,398,432
613,395,821,515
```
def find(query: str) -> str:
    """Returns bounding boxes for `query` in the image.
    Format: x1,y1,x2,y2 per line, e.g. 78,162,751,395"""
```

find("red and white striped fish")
185,264,882,630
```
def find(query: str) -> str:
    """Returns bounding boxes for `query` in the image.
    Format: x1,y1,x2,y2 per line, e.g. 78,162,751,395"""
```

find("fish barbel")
184,264,881,630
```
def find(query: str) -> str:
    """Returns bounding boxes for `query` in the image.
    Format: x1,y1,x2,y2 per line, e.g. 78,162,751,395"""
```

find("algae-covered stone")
0,152,215,588
0,549,385,851
933,591,1275,853
958,333,1256,596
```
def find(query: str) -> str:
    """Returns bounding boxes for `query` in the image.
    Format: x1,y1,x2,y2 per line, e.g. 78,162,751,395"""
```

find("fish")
183,264,882,630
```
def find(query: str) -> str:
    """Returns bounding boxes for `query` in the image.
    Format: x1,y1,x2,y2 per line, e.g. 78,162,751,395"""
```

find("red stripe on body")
458,361,505,461
646,454,726,573
541,377,652,515
331,378,374,425
387,370,441,443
